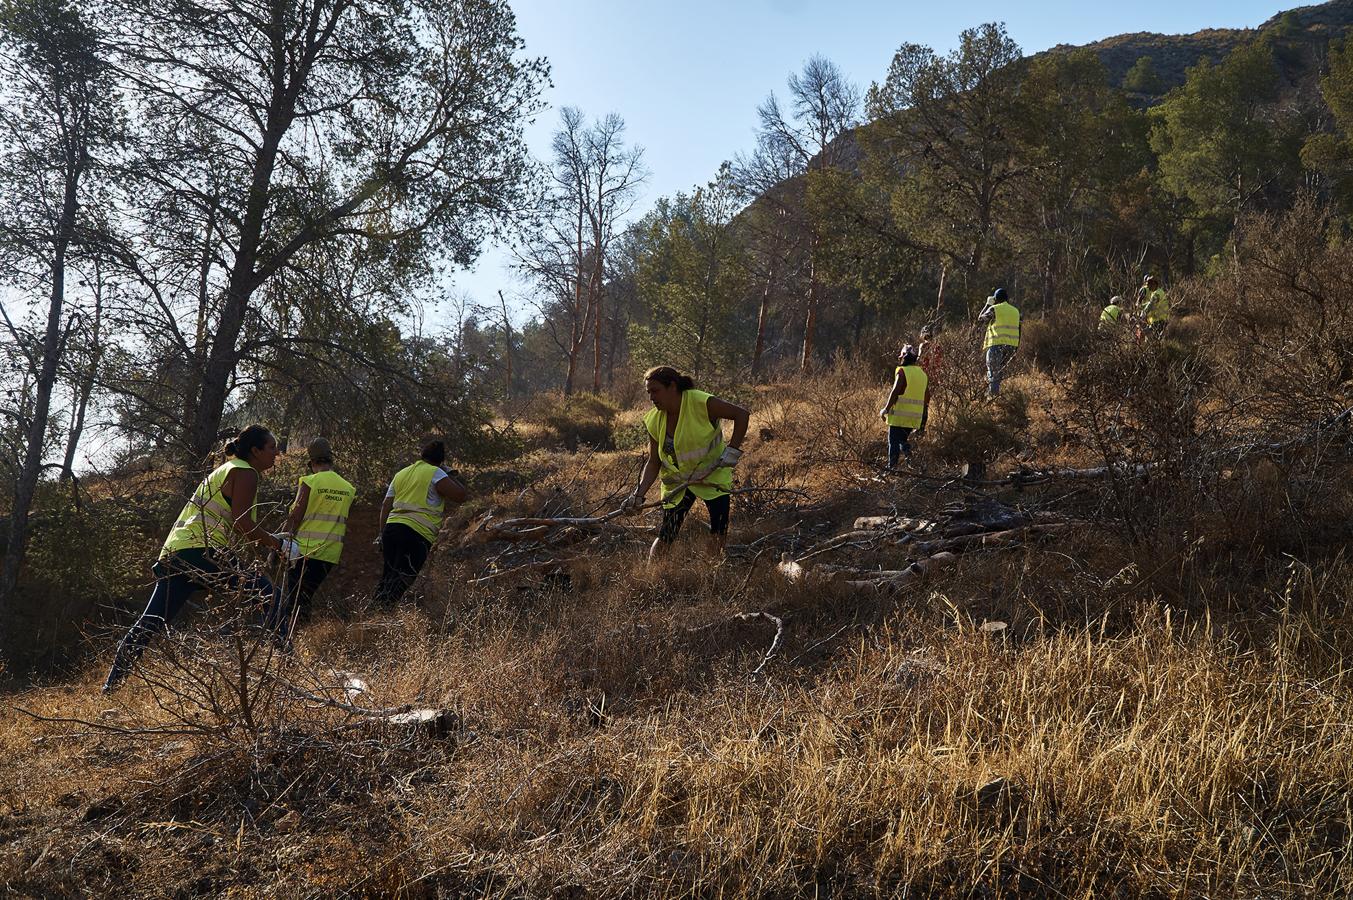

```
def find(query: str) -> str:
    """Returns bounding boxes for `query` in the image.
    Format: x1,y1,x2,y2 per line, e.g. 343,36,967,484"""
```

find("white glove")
717,446,742,468
280,537,302,561
620,491,644,514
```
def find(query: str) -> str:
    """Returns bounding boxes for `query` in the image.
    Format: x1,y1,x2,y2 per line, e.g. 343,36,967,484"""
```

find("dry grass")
4,339,1353,897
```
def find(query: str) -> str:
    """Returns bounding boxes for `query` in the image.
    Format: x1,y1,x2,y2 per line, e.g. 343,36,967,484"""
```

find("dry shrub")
530,392,620,451
1020,308,1098,373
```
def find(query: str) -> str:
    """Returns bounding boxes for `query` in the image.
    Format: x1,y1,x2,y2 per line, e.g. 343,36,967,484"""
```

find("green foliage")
1124,56,1165,94
806,167,921,310
629,166,752,383
864,23,1026,283
1150,42,1297,223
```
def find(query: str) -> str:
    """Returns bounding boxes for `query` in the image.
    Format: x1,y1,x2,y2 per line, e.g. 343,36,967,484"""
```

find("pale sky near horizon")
444,0,1289,327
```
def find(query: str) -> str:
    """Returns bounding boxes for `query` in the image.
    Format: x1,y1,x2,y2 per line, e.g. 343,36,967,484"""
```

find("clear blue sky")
444,0,1288,325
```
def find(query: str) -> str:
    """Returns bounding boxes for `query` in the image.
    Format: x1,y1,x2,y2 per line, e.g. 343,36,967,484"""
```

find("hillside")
4,244,1353,895
1043,0,1353,93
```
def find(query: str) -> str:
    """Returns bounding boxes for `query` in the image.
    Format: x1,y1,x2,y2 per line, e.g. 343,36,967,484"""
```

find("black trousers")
273,558,334,637
658,491,731,544
375,523,431,606
104,548,279,691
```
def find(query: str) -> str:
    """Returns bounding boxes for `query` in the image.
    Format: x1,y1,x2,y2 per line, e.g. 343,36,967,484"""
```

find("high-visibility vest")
886,365,928,429
1142,288,1170,324
983,302,1020,350
162,458,255,556
295,470,355,564
1100,304,1123,326
387,460,444,542
643,389,733,509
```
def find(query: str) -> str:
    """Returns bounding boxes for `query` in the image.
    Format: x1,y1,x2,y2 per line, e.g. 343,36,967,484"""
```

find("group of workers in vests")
878,276,1171,470
103,276,1169,692
101,366,751,693
1100,274,1172,335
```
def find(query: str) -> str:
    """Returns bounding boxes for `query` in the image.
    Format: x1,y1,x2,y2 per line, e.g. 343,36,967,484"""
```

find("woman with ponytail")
103,424,293,693
623,366,750,558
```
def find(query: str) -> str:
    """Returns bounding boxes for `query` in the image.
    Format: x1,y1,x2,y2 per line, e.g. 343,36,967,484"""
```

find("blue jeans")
104,547,279,691
887,425,913,468
986,345,1015,395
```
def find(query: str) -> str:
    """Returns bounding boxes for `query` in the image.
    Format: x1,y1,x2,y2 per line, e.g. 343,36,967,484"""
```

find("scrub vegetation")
4,0,1353,896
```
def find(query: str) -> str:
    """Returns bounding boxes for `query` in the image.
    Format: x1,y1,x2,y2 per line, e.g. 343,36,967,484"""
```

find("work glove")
620,491,644,515
280,537,302,561
717,446,742,468
879,407,891,421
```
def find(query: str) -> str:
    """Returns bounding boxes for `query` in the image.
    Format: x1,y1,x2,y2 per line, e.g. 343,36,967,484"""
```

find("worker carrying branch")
623,366,750,559
978,287,1020,396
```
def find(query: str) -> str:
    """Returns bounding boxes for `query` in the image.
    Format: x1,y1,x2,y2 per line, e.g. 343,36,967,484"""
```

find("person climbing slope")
103,424,293,693
374,438,467,606
879,344,929,469
271,437,355,638
978,287,1020,396
623,366,750,559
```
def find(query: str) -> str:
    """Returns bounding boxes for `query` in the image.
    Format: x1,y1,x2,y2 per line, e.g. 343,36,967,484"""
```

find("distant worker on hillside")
623,366,750,559
879,344,929,469
103,424,295,693
978,287,1020,396
1138,274,1170,333
269,437,355,639
374,438,468,607
1100,295,1127,331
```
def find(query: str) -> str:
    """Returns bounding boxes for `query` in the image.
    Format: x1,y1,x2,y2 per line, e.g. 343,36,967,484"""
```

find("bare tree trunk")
497,290,513,400
61,262,105,481
800,237,820,372
591,260,603,393
934,263,947,317
0,170,80,613
752,253,775,379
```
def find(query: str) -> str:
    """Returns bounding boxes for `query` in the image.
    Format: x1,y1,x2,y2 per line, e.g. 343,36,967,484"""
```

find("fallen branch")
735,611,785,677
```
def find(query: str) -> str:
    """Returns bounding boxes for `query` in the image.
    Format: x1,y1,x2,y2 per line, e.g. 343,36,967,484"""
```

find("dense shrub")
533,392,620,451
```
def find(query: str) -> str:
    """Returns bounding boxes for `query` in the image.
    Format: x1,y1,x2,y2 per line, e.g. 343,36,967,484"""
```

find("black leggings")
375,523,431,606
275,558,334,635
658,491,731,544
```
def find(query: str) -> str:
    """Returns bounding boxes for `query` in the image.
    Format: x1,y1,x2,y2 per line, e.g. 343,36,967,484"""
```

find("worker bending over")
1100,295,1126,331
978,287,1020,396
879,344,929,469
624,366,749,559
271,437,354,638
374,438,467,606
103,425,293,693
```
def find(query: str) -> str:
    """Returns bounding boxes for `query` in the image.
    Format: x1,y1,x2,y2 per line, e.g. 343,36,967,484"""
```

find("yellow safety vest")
295,470,355,564
643,389,733,509
886,365,928,429
1142,288,1170,324
162,458,255,557
983,302,1020,350
1100,304,1123,326
387,460,444,543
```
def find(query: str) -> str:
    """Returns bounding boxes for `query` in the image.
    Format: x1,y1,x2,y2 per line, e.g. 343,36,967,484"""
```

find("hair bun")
224,440,238,456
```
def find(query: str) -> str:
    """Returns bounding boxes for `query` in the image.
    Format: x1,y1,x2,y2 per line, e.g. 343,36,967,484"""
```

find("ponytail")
644,365,695,392
225,424,272,461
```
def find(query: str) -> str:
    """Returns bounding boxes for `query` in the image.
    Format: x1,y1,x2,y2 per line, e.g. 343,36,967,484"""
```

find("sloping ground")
3,334,1353,897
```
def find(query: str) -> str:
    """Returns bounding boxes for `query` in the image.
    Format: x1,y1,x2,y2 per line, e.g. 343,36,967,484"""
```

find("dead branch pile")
778,498,1080,591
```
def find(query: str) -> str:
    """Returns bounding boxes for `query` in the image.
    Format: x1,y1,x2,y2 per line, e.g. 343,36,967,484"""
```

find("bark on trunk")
799,238,820,372
0,167,80,614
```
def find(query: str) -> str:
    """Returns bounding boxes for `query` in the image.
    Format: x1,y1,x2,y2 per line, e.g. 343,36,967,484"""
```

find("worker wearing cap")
879,344,929,468
1138,275,1170,332
978,287,1020,396
272,437,355,637
1100,296,1127,331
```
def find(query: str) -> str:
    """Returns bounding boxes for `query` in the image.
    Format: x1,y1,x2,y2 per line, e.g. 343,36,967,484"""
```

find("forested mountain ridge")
1049,0,1353,96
